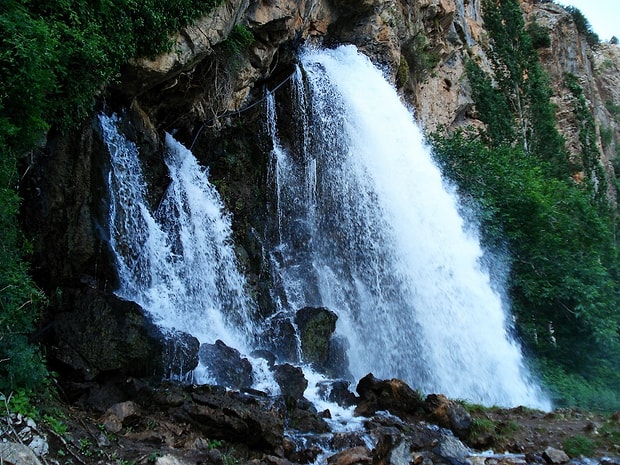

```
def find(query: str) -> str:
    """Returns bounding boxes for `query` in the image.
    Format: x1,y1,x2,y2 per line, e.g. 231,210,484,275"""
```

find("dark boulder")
274,363,308,400
262,312,300,363
186,385,284,450
354,373,424,419
317,380,358,407
295,306,338,370
198,340,254,389
51,287,199,381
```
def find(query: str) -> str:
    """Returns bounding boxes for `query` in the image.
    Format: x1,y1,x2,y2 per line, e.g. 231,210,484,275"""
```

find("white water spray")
100,113,256,374
266,45,549,409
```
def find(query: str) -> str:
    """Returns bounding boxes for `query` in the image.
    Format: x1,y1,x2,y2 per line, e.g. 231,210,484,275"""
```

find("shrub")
563,435,595,457
527,20,551,48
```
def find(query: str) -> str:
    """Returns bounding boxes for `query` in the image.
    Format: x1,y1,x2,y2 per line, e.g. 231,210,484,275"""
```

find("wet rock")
543,447,570,464
424,393,473,439
263,313,300,363
199,340,254,389
53,287,198,380
156,328,201,380
330,432,368,451
327,446,372,465
185,385,284,449
354,373,424,419
317,380,357,407
274,363,308,400
285,404,331,434
295,306,338,370
433,432,472,462
251,349,277,367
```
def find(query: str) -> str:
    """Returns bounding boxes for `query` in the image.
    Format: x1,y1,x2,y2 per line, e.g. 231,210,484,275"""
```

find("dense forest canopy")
1,0,619,411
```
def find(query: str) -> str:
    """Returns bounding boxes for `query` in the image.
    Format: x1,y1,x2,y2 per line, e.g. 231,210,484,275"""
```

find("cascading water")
99,44,549,410
100,113,257,381
266,45,550,409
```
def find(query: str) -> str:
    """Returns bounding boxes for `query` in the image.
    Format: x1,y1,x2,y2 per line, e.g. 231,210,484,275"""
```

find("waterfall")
100,113,256,378
99,44,549,410
266,45,550,409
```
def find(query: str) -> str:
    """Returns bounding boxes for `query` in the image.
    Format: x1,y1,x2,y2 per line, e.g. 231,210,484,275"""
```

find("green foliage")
0,0,225,151
537,360,620,411
225,24,254,55
565,6,600,47
527,20,551,49
0,155,47,392
207,438,224,450
564,73,609,204
460,7,620,411
600,126,613,147
473,0,569,174
466,60,516,146
2,389,39,418
470,417,496,442
396,55,410,88
605,99,620,119
563,435,596,457
43,413,68,436
402,32,440,84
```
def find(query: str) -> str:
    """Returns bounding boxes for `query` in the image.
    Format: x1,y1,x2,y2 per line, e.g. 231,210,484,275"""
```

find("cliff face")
20,0,620,379
117,0,620,166
520,0,620,200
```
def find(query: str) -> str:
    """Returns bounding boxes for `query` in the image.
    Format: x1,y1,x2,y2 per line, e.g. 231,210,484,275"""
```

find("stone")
433,431,472,462
295,306,338,370
155,454,194,465
199,340,254,389
424,393,473,439
354,373,424,419
187,385,284,449
317,380,358,407
274,363,308,400
543,447,570,464
327,446,372,465
52,287,199,381
26,436,48,457
262,312,300,363
155,329,201,381
0,442,43,465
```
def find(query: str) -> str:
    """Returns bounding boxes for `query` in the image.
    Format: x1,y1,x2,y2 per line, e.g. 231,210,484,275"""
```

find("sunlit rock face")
520,0,620,202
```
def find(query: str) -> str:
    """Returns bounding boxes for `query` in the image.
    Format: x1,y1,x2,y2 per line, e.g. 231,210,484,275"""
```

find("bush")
563,435,596,457
0,156,47,391
527,20,551,48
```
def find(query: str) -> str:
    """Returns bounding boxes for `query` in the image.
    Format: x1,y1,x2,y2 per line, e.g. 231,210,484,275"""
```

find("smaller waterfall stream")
100,113,258,382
